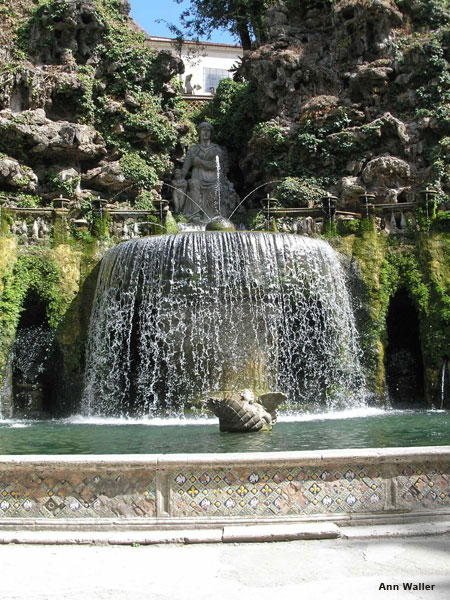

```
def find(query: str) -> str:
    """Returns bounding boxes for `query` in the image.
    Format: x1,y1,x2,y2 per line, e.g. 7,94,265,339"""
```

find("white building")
146,36,243,96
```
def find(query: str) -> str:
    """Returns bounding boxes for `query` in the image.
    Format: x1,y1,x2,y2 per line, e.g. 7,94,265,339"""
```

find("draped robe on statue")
181,142,222,220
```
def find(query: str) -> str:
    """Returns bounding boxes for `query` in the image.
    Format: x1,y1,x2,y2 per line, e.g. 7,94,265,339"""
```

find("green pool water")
0,409,449,455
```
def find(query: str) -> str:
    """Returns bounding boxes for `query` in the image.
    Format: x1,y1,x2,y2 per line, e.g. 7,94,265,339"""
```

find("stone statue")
184,74,200,95
206,389,286,433
180,121,222,221
171,168,187,213
185,74,194,94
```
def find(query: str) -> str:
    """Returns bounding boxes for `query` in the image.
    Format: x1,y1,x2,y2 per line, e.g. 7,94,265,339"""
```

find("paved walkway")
1,533,449,599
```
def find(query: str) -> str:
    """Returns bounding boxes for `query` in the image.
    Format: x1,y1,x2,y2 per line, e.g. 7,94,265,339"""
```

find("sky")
129,0,237,44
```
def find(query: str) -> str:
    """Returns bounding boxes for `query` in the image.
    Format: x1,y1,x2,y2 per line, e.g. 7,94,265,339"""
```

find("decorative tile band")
395,463,450,509
0,467,156,519
0,449,449,521
170,465,385,517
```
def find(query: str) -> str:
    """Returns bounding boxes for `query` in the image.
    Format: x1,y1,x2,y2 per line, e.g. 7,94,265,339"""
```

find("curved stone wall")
0,447,449,531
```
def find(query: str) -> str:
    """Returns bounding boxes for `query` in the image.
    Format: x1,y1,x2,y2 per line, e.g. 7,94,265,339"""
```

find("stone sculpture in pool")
206,389,286,433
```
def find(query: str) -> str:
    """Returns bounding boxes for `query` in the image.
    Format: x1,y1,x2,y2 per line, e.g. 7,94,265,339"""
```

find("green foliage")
91,209,111,240
415,37,450,114
359,217,377,235
337,219,360,235
93,0,170,97
17,0,72,55
250,107,367,183
171,0,270,49
394,31,450,130
246,210,266,231
295,132,322,155
349,232,450,399
432,210,450,231
165,210,179,234
285,0,335,8
134,190,156,212
47,169,80,197
13,193,41,208
395,0,450,28
253,121,287,148
322,217,337,237
121,92,178,150
76,65,96,124
0,250,68,346
0,245,81,384
120,153,161,190
430,137,450,187
12,0,186,197
197,79,259,153
395,33,450,191
275,177,326,208
70,227,95,244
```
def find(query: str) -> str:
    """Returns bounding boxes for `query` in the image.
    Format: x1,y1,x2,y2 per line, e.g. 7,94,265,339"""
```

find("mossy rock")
205,217,236,232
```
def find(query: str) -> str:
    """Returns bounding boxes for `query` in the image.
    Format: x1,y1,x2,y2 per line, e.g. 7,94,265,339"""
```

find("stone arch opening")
397,190,408,203
385,288,425,407
12,290,55,418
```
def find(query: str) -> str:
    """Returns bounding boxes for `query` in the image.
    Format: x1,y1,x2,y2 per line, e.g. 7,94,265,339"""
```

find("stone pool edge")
0,446,449,544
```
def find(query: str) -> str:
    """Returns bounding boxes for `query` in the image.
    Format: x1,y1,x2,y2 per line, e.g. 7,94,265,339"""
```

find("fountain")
81,231,367,417
439,357,450,410
1,201,449,536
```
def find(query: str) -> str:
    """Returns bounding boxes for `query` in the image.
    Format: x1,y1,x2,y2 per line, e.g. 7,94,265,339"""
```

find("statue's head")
197,121,213,142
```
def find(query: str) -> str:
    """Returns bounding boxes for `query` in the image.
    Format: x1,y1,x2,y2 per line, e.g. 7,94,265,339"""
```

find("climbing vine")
0,249,75,382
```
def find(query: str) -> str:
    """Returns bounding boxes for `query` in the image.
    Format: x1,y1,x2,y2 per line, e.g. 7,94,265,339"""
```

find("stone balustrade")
0,192,447,241
1,207,54,244
0,197,166,244
376,201,417,234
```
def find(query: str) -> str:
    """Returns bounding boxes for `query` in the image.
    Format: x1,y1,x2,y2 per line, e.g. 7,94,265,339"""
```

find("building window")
204,68,230,94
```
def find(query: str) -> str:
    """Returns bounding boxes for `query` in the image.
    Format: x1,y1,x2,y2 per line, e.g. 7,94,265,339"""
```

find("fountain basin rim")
1,445,449,467
1,446,448,531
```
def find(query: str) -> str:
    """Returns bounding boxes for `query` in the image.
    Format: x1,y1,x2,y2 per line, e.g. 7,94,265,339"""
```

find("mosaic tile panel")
0,467,156,519
170,465,385,517
395,463,450,509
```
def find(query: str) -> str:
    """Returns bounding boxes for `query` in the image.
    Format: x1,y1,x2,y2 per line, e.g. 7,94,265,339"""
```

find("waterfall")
82,232,367,416
440,358,449,409
13,325,54,384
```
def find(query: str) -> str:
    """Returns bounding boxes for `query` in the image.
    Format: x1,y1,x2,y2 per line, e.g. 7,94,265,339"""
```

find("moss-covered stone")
0,234,103,414
332,229,450,405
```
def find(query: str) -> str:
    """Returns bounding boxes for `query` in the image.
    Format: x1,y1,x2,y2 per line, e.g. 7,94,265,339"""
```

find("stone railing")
265,189,444,237
375,201,417,234
108,208,168,241
0,447,448,533
266,206,360,236
1,206,54,244
0,197,168,245
1,190,445,242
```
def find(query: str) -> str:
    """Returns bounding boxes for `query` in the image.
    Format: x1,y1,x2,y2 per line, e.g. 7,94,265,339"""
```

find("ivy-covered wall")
2,225,450,417
0,230,106,416
334,229,450,404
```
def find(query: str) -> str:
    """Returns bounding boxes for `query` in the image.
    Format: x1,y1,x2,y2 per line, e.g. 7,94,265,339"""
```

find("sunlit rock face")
239,0,450,207
82,232,367,416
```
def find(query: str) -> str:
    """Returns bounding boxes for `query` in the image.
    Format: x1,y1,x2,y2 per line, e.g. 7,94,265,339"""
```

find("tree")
171,0,270,50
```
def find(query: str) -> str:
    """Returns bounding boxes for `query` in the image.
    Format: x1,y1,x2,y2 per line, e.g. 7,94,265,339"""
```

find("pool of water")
0,408,449,455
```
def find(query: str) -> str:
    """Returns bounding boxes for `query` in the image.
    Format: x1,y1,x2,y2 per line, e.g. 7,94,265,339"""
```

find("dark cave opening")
385,289,425,407
12,290,55,418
